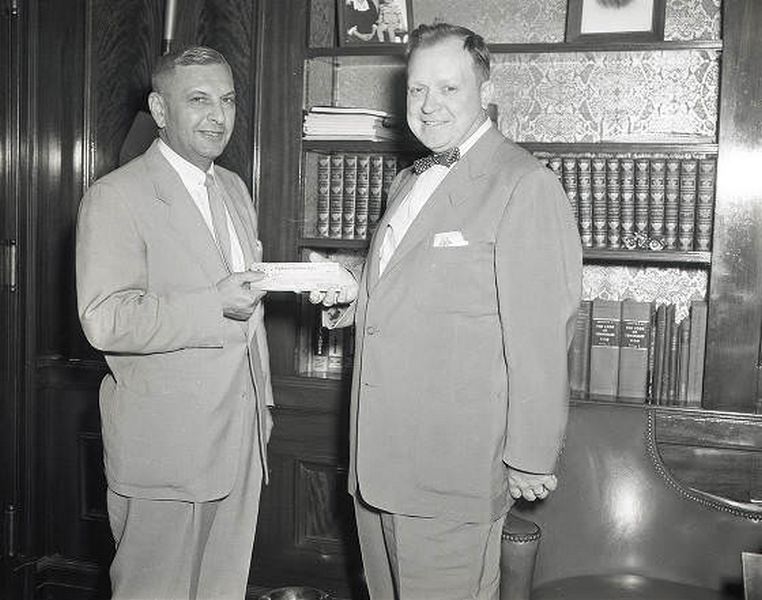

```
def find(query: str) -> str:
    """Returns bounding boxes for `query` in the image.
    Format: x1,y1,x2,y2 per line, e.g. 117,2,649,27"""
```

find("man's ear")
147,91,166,129
480,79,494,111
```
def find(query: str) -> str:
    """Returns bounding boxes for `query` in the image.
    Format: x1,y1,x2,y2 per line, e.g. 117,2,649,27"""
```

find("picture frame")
566,0,666,43
337,0,413,47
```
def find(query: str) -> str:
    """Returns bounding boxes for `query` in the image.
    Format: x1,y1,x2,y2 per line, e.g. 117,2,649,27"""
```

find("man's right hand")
217,271,267,321
305,251,359,307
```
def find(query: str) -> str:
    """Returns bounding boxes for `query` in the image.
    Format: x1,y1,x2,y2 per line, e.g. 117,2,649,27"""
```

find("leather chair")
500,401,762,600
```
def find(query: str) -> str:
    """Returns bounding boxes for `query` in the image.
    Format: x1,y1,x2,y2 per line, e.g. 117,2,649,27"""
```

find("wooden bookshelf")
307,39,723,58
252,0,762,594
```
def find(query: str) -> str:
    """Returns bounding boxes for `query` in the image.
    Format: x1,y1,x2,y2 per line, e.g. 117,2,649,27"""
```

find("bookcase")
252,0,762,594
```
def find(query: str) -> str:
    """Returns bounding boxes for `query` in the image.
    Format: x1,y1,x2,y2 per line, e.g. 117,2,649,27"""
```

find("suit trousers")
354,497,505,600
107,397,263,600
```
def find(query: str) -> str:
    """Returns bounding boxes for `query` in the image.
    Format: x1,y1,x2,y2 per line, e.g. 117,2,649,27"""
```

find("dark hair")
406,22,490,82
151,46,231,93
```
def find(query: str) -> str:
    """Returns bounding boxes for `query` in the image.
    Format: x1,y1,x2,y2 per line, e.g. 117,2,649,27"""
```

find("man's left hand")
507,468,557,502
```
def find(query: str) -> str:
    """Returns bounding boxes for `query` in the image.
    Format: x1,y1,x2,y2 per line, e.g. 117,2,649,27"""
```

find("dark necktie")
205,173,233,272
412,147,461,175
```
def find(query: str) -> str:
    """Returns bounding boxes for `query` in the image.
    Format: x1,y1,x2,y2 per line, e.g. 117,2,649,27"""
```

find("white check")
248,262,346,292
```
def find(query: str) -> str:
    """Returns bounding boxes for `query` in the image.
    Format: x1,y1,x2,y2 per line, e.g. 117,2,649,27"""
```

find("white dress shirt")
378,118,492,274
158,139,246,272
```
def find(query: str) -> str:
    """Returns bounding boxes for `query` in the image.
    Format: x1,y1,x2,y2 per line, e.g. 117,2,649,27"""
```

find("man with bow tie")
314,22,582,599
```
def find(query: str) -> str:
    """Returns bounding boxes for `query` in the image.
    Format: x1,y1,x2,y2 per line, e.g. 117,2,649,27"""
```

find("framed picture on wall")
566,0,666,43
337,0,413,47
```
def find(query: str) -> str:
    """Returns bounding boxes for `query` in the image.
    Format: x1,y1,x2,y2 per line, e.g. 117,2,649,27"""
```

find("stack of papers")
303,106,404,141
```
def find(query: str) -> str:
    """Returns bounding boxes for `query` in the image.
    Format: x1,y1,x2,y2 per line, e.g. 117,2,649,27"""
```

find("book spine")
561,155,580,229
329,153,344,239
677,316,691,406
620,158,635,242
666,305,679,405
634,157,650,237
664,158,680,250
658,304,675,404
547,155,563,181
589,299,621,398
577,157,593,248
355,154,370,239
368,154,384,234
686,299,708,407
342,154,358,240
343,326,356,373
652,304,667,404
649,158,667,244
381,155,398,219
311,311,329,375
326,328,345,373
569,300,593,395
695,156,716,251
316,154,331,238
606,157,621,249
646,302,658,403
678,157,698,251
592,157,607,249
617,300,653,401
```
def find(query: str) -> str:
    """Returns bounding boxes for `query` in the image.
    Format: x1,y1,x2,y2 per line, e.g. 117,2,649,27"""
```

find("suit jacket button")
366,326,376,335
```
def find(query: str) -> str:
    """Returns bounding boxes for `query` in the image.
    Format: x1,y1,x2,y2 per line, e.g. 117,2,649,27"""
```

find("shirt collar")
457,118,492,158
157,138,213,189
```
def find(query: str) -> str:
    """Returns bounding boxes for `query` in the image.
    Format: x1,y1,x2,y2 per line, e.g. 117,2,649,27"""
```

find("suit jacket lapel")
367,170,416,290
371,128,503,281
376,128,503,283
143,141,229,284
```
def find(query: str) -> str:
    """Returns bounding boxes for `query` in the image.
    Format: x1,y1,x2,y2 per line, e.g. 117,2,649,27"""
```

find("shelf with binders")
569,296,709,410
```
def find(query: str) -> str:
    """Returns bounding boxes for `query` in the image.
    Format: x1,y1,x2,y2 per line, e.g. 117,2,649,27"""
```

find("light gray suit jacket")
345,127,582,520
76,140,273,502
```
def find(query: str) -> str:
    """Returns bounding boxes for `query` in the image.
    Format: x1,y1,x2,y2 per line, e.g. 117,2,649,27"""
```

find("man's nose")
421,90,439,113
207,101,226,123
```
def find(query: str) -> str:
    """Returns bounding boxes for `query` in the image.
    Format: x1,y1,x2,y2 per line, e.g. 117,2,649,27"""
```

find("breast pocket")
414,240,497,316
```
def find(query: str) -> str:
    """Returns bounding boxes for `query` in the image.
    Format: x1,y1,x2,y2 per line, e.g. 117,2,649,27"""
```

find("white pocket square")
433,231,468,247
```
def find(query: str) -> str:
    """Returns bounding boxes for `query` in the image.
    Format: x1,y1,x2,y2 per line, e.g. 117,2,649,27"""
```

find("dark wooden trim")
34,555,106,600
307,39,722,57
654,407,762,451
519,142,719,155
704,0,762,412
272,374,347,413
582,249,711,266
297,239,711,266
34,357,107,390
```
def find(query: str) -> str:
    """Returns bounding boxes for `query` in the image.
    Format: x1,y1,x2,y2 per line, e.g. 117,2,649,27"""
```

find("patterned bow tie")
412,147,461,174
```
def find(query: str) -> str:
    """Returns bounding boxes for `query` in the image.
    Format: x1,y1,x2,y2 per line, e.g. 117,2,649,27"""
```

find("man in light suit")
315,23,582,599
76,46,272,599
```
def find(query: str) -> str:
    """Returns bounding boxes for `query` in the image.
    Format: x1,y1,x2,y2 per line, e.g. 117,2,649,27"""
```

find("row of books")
315,153,400,240
297,313,354,378
303,106,403,142
535,153,717,252
297,295,708,406
570,298,707,407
